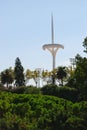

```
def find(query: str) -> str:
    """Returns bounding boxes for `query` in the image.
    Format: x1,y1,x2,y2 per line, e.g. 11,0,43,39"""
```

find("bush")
41,84,79,102
65,116,87,130
0,91,87,129
58,86,79,102
11,86,26,94
41,84,58,96
24,86,41,94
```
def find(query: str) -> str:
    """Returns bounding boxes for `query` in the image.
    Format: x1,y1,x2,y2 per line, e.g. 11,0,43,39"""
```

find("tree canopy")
0,67,14,88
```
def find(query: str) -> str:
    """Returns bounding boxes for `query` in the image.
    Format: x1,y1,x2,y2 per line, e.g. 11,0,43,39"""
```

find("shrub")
11,86,26,94
41,85,79,102
24,86,41,94
41,84,58,96
0,91,87,130
58,86,79,102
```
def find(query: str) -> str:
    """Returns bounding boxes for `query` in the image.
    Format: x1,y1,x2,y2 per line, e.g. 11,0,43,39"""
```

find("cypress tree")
14,57,25,87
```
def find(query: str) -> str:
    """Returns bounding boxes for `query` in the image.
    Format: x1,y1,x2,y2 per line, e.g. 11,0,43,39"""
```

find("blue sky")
0,0,87,72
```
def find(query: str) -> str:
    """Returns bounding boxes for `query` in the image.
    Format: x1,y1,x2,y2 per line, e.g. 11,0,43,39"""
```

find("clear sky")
0,0,87,72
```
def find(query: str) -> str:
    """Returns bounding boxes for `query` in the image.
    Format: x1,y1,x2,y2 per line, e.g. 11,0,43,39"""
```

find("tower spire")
51,13,54,44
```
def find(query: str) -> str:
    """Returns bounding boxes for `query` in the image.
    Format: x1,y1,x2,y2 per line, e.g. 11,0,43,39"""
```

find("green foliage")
67,53,87,101
58,86,79,102
41,84,58,96
41,84,78,102
10,86,41,94
0,92,87,130
0,68,14,88
75,56,87,87
24,86,41,94
65,116,87,130
14,57,25,87
0,91,87,129
56,66,67,86
11,86,26,94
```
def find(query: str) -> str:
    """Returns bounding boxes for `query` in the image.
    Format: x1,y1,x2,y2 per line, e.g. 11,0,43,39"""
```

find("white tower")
42,14,64,70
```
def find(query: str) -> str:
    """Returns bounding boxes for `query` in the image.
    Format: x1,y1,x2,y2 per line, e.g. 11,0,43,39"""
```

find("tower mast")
51,13,54,44
42,14,64,84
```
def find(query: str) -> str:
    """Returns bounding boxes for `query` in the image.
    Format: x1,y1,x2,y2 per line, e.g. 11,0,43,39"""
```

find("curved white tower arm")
43,44,64,50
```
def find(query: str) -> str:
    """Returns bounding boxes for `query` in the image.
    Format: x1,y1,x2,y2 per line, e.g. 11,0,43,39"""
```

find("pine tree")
14,57,25,87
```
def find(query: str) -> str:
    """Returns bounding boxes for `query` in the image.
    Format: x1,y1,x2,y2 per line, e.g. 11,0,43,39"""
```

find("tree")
68,54,87,86
67,54,87,100
1,67,14,88
83,37,87,53
32,70,40,87
56,66,67,86
51,69,58,84
75,55,87,87
25,69,32,85
42,70,51,85
14,57,25,87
